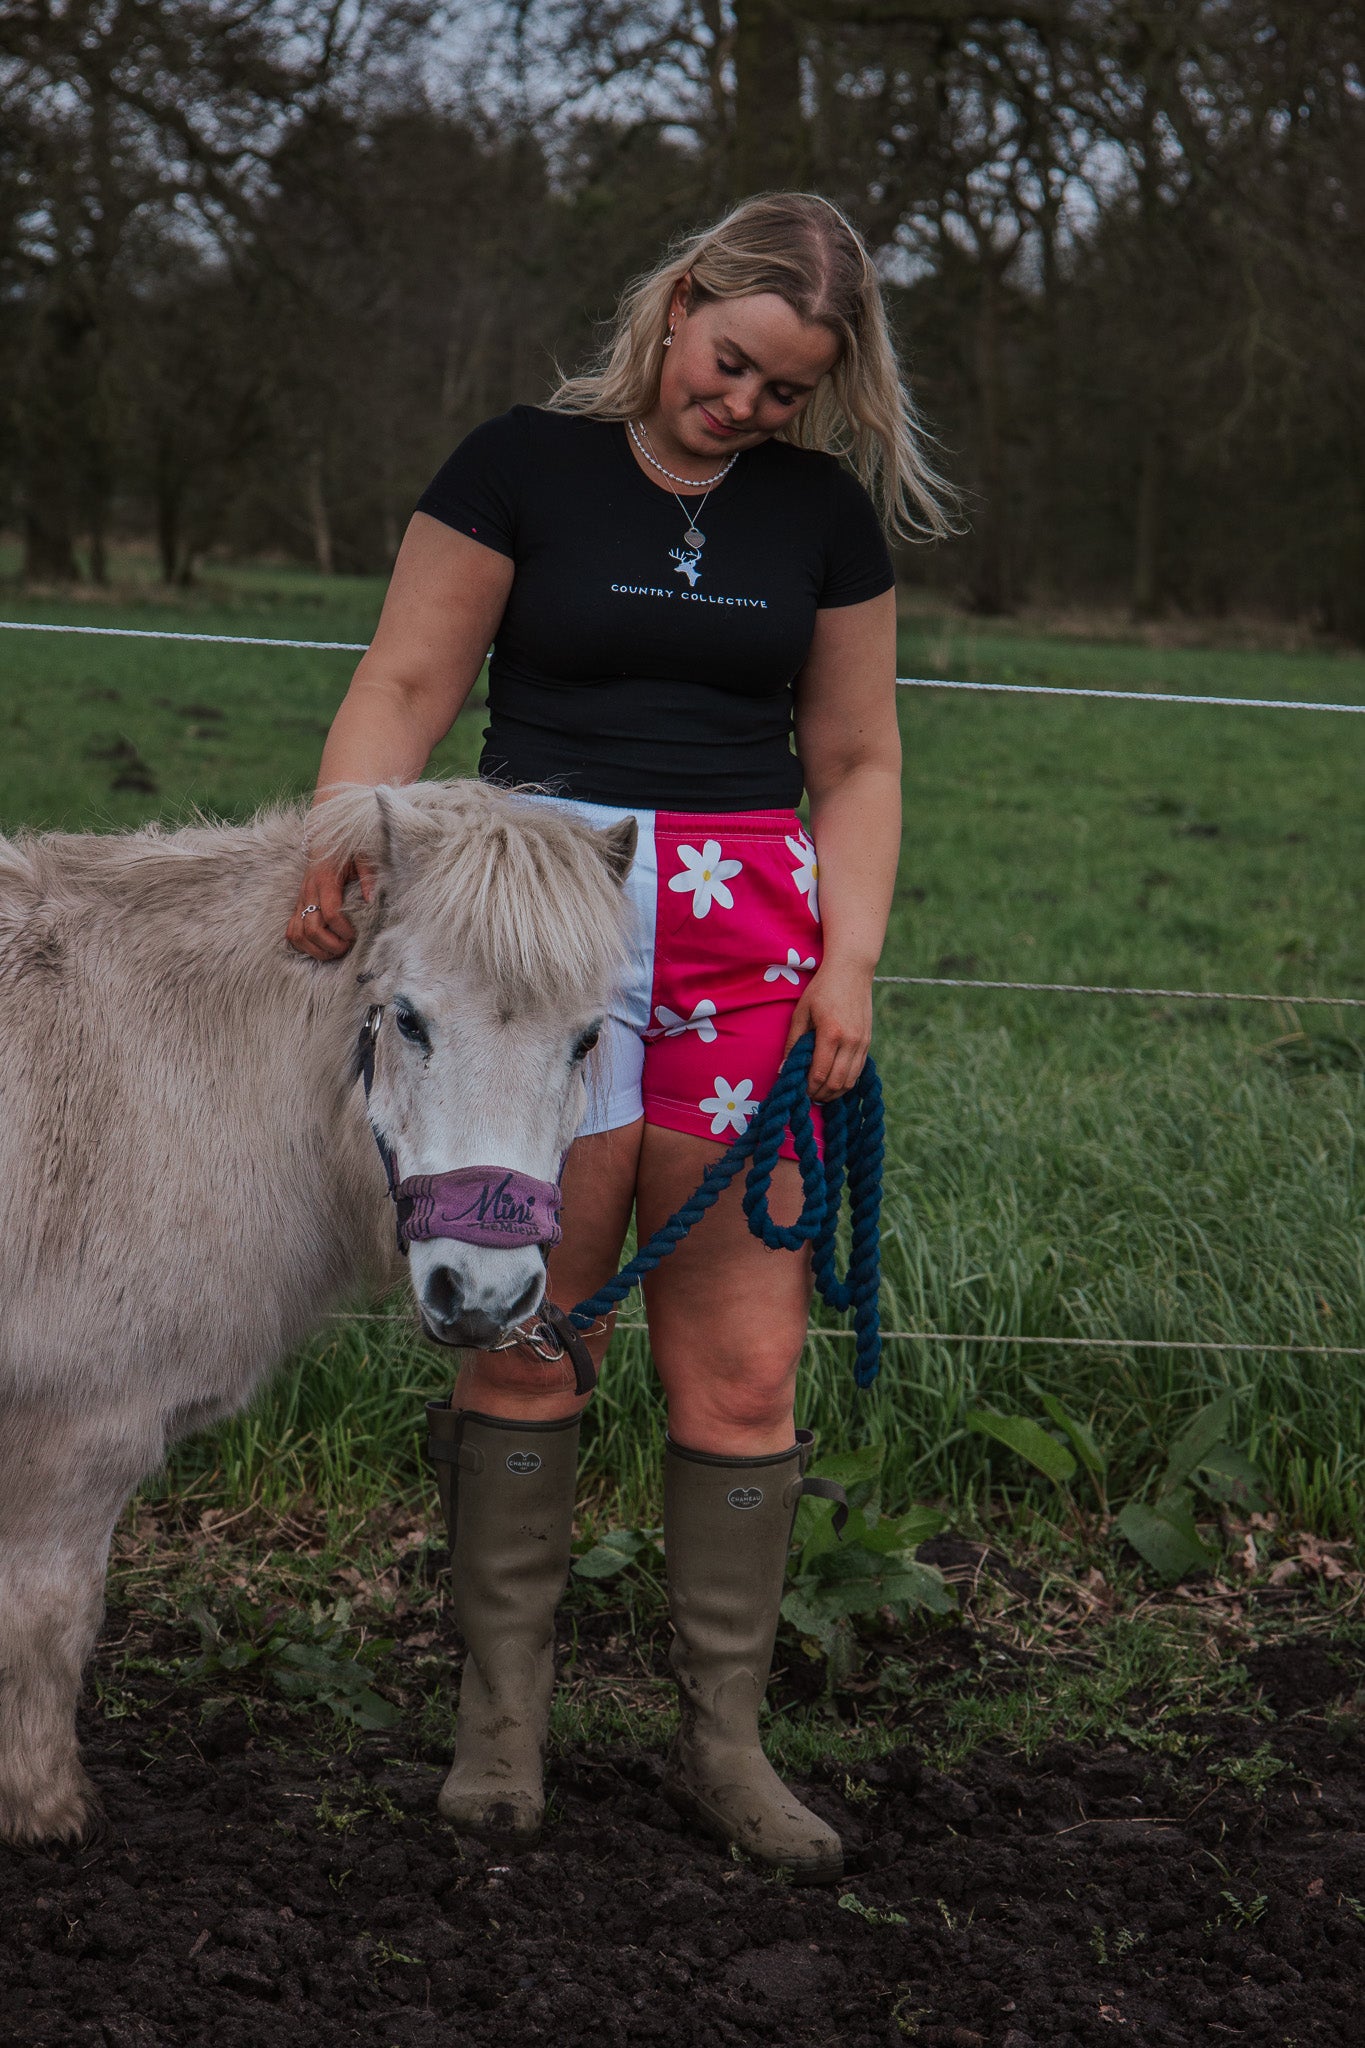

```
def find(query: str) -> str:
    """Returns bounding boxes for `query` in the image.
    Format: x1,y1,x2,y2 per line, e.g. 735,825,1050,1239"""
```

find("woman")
289,193,952,1883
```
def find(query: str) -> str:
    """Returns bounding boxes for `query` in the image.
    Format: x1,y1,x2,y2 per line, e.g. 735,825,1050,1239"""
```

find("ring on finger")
301,902,322,918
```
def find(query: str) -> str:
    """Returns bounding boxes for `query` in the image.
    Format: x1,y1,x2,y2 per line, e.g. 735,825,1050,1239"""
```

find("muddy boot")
426,1402,580,1846
662,1431,844,1884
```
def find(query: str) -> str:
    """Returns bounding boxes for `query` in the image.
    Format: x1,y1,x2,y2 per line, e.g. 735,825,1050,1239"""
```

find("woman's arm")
789,587,901,1100
288,514,515,960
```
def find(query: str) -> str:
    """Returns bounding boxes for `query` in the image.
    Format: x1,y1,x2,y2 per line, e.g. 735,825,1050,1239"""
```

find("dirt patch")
4,1596,1365,2048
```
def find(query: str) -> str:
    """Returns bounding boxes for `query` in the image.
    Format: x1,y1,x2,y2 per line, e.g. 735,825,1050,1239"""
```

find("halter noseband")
356,1004,594,1393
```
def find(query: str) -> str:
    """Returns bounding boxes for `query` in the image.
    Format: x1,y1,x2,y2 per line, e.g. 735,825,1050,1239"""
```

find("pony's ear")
595,817,637,886
306,783,401,888
371,787,399,883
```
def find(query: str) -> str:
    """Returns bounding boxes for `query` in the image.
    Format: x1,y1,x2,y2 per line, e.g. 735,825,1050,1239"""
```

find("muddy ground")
3,1557,1365,2048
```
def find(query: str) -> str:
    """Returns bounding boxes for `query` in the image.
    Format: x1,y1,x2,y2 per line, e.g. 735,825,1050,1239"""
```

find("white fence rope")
799,1330,1365,1359
330,1312,1365,1358
12,610,1365,1363
5,616,1360,1011
875,974,1365,1009
896,674,1365,716
0,619,369,652
3,618,1364,717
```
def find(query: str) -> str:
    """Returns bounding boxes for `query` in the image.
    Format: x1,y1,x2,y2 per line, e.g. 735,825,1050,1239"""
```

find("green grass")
0,552,480,826
4,549,1365,1537
907,1609,1260,1772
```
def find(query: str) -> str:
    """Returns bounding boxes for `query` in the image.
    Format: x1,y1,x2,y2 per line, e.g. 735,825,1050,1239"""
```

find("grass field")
4,550,1365,1541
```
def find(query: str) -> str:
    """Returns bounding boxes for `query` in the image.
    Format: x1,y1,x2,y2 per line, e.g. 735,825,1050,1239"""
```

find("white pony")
0,779,634,1846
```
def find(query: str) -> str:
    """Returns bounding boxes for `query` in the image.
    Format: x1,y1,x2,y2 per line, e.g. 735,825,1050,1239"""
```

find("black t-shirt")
416,405,895,811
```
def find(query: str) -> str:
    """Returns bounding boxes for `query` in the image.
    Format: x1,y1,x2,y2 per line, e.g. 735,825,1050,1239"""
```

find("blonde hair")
547,192,957,542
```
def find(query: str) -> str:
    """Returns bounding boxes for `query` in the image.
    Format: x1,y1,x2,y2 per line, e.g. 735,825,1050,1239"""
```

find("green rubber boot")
426,1402,580,1846
662,1430,844,1884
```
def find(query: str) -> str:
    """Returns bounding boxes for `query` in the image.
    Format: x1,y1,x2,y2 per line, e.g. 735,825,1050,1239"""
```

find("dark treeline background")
1,2,1361,629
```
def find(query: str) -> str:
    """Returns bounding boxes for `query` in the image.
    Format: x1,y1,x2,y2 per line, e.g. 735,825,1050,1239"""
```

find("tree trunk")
969,260,1011,615
86,67,115,589
155,439,183,587
305,449,334,575
1132,424,1164,621
732,0,807,192
23,502,80,584
1032,197,1063,601
22,419,80,578
20,294,91,583
87,452,110,587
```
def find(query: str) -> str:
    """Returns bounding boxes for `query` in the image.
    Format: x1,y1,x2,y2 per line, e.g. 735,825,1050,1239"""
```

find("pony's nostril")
420,1268,515,1352
423,1265,465,1327
508,1271,544,1325
420,1261,546,1351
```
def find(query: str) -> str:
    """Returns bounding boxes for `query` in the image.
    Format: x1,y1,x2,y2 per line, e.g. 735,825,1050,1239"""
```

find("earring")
662,329,674,347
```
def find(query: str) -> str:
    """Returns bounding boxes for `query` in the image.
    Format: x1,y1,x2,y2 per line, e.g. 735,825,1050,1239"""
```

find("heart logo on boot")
506,1451,543,1475
726,1486,763,1510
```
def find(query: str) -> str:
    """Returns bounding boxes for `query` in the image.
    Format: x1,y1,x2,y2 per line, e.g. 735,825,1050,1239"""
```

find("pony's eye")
394,1002,430,1049
572,1026,601,1063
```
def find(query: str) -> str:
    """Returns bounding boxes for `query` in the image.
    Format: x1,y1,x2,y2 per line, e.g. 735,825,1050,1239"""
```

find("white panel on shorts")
512,793,657,1138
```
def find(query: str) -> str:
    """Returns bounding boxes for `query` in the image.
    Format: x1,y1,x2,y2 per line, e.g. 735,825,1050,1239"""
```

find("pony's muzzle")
416,1249,545,1350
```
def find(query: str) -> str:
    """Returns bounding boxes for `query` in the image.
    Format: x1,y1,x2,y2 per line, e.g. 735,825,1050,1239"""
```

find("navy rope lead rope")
570,1032,886,1390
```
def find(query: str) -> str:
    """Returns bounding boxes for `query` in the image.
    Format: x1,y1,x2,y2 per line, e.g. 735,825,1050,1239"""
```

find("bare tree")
0,0,440,581
1,1,1359,628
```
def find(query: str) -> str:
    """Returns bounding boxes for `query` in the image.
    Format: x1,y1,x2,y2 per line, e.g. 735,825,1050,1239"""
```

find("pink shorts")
525,798,823,1157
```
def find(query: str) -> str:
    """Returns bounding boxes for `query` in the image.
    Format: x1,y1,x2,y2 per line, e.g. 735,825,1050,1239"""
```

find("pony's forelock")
307,781,629,1004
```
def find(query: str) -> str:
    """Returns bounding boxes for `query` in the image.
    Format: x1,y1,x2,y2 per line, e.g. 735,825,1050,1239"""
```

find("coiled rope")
570,1032,887,1389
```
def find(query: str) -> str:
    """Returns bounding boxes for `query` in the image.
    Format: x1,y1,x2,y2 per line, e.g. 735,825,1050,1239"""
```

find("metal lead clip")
487,1300,600,1396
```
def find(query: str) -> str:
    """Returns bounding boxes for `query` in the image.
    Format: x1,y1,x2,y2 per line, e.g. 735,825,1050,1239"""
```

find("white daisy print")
652,999,718,1043
668,839,743,918
699,1077,758,1137
763,948,816,986
785,831,819,920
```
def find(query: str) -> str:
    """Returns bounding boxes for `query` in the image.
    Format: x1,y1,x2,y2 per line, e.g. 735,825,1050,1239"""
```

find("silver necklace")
629,418,738,489
628,419,738,551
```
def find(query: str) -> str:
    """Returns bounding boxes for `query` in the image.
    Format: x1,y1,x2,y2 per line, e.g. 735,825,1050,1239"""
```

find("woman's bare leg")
432,1117,646,1844
635,1124,812,1453
450,1117,646,1419
633,1124,841,1879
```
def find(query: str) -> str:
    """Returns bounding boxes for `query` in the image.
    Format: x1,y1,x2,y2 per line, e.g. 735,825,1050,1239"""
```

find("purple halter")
390,1165,562,1254
356,1006,562,1255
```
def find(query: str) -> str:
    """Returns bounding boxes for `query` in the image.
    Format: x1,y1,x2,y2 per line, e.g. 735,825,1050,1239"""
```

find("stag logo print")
669,545,702,587
506,1452,543,1475
727,1486,763,1510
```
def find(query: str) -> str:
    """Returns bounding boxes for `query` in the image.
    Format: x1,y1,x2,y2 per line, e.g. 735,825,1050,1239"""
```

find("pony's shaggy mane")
307,780,630,1003
0,781,629,1014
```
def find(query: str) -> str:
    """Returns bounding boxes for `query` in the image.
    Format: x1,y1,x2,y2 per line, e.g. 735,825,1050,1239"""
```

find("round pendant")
684,527,705,549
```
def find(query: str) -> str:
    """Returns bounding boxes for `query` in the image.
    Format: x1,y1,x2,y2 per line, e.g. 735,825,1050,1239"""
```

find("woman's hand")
286,856,375,961
287,516,516,964
784,956,874,1102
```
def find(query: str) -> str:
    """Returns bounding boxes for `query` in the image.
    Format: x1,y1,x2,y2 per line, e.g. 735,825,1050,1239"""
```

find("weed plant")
4,557,1365,1538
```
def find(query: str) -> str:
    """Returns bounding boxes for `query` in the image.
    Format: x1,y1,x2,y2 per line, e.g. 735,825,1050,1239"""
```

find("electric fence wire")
4,617,1365,716
5,622,1364,1010
330,1312,1365,1360
0,619,372,652
896,673,1365,716
12,610,1365,1363
874,974,1365,1009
